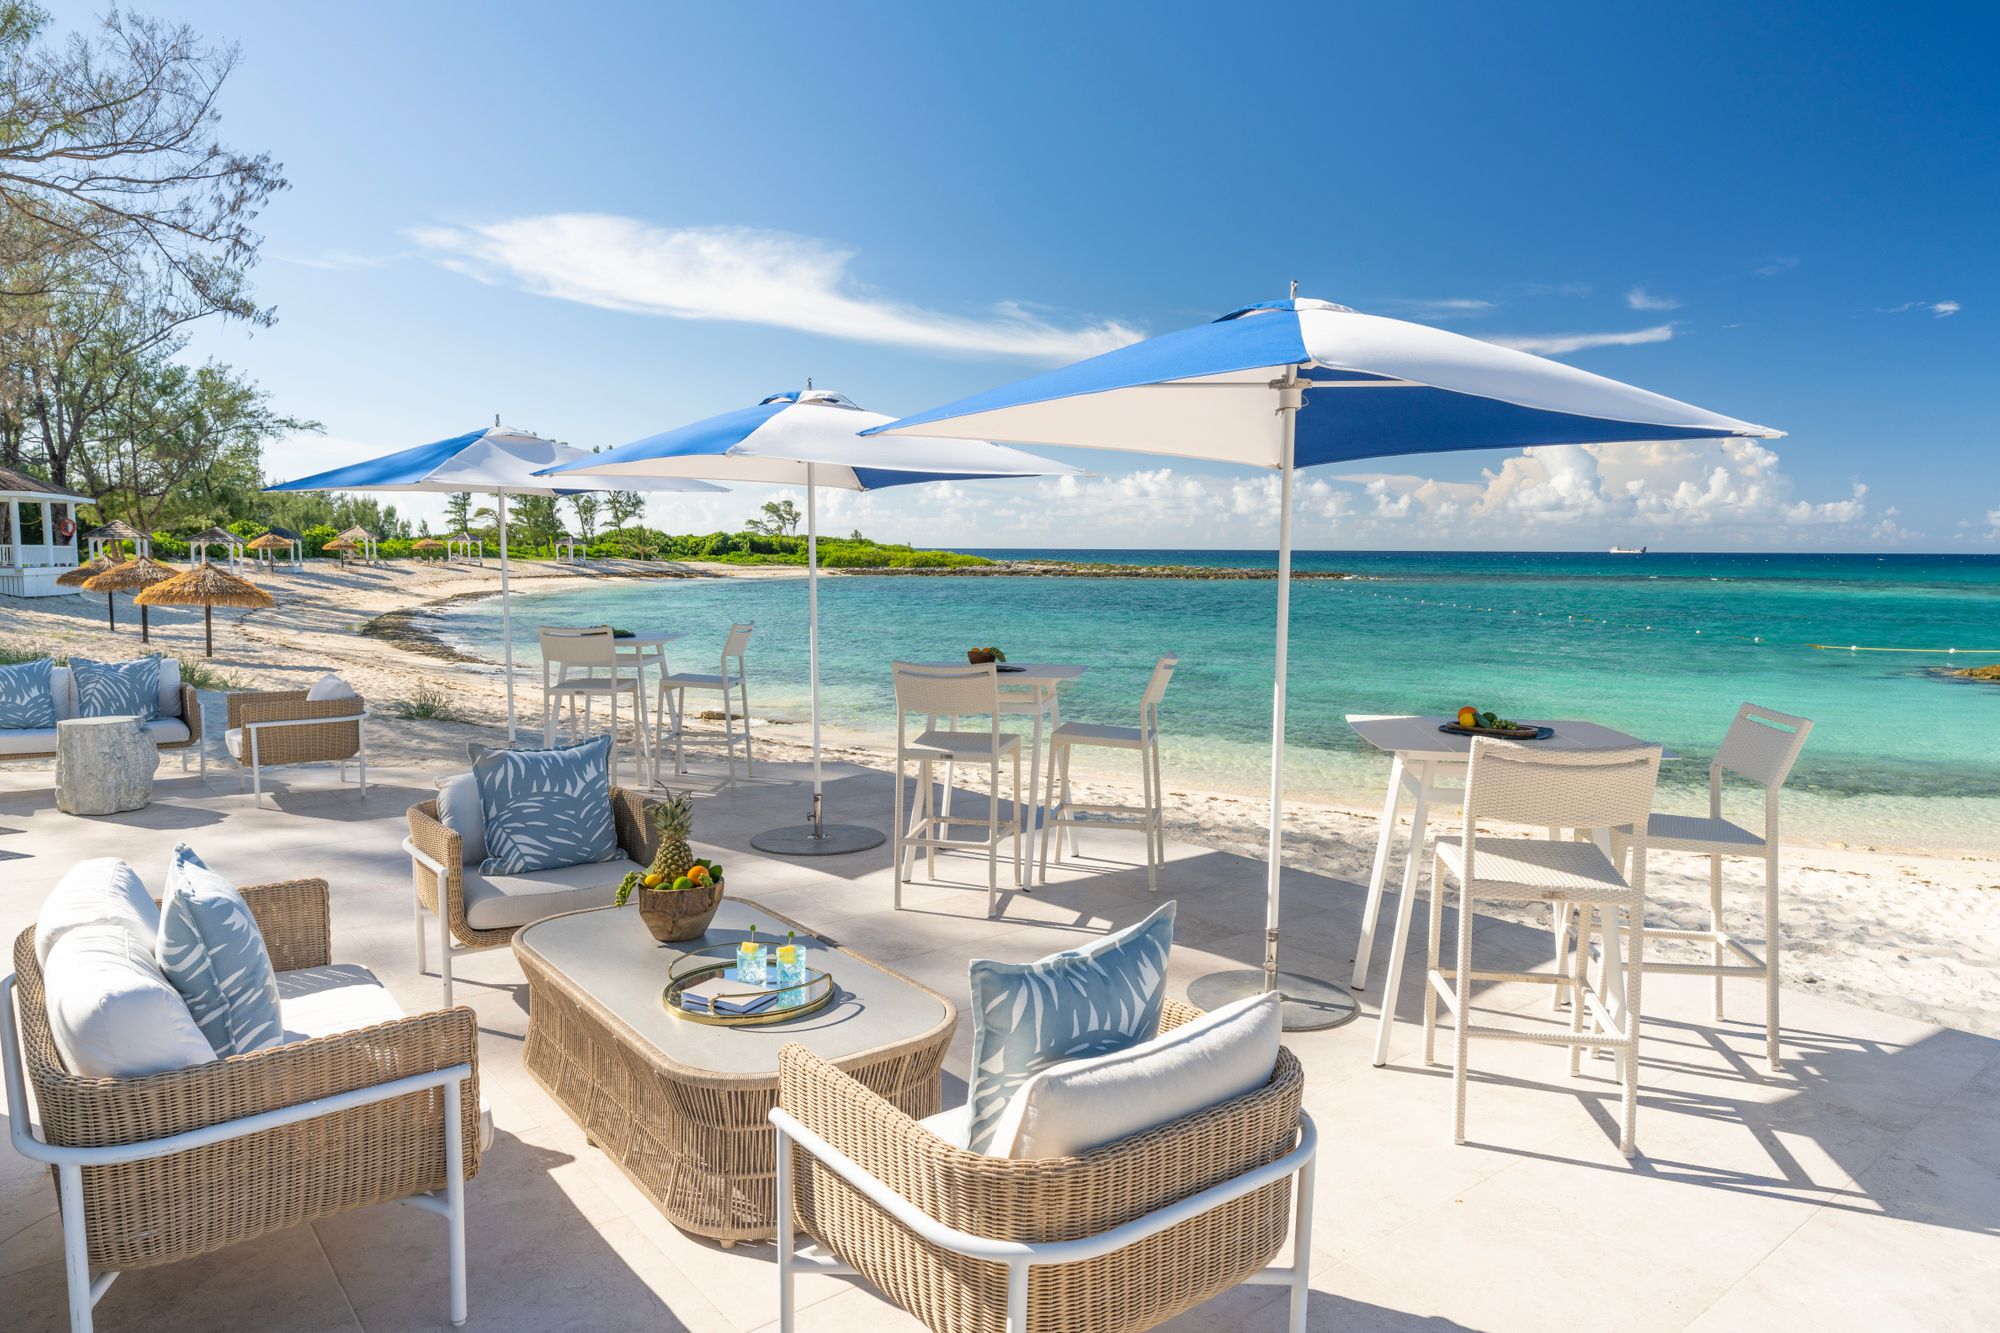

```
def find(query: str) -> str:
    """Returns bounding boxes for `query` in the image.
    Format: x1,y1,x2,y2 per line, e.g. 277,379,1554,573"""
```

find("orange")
687,865,710,885
1457,706,1479,728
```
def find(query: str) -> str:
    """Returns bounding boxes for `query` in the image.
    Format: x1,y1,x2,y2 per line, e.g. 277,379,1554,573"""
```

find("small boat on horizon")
1609,545,1647,555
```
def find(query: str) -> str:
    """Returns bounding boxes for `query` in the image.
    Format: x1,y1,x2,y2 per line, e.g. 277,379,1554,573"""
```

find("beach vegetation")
584,527,992,569
386,682,471,722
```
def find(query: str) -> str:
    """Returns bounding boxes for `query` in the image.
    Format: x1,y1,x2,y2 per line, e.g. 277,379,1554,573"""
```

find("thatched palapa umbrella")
57,554,121,629
246,531,294,570
413,537,446,559
323,536,357,566
135,562,273,658
83,557,180,643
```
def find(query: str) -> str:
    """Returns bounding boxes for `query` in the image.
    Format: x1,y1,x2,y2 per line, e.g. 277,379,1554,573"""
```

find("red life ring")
55,517,76,540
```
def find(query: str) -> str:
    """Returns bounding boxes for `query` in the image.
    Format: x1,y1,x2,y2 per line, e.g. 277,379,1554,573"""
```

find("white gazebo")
0,467,88,596
0,464,88,592
444,532,482,564
335,525,383,564
554,532,580,563
188,525,246,566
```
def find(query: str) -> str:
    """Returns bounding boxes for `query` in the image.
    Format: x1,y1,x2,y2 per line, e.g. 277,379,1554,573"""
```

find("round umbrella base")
1186,968,1358,1032
750,822,886,857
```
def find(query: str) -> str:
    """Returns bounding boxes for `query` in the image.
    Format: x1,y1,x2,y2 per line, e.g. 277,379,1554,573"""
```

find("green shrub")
386,682,471,722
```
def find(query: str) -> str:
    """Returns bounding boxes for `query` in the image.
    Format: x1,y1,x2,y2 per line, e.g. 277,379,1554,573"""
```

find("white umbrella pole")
498,490,516,743
807,463,822,831
1263,370,1300,994
747,459,884,857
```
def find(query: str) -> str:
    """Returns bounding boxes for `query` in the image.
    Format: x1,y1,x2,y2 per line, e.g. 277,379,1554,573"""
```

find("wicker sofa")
222,688,368,807
0,658,202,768
2,877,482,1331
771,998,1316,1333
406,785,659,1005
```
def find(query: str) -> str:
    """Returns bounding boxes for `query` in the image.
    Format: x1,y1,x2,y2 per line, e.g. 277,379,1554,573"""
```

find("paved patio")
1,750,1994,1331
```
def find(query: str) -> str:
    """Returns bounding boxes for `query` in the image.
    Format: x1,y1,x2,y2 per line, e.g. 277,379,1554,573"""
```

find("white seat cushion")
36,857,159,965
909,728,1023,758
0,726,58,755
43,922,217,1077
987,992,1282,1160
1050,721,1148,750
277,963,405,1040
461,857,647,931
223,727,243,760
918,1104,972,1149
1437,837,1630,901
142,718,191,746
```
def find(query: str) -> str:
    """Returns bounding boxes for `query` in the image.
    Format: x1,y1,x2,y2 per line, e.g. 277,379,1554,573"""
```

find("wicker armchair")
771,998,1316,1333
406,785,661,1005
223,688,368,807
2,878,481,1331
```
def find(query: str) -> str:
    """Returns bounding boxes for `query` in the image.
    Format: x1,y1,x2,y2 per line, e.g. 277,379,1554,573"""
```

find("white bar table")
915,662,1084,887
1346,714,1673,1067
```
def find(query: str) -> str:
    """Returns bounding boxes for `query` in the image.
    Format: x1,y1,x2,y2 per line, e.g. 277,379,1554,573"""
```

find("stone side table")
55,715,155,816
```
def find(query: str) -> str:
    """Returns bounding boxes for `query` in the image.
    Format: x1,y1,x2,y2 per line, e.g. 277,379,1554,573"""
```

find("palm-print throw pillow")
963,900,1175,1154
472,735,618,875
155,843,285,1058
70,654,161,722
0,658,58,728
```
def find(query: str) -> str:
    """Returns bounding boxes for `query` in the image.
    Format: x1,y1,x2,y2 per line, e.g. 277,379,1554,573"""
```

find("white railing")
0,542,77,568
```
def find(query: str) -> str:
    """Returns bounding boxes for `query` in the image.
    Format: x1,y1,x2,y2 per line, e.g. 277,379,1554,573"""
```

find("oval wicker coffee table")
514,900,954,1245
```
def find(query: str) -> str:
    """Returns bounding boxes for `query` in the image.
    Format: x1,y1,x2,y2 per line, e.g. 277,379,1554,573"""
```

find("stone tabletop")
513,898,952,1076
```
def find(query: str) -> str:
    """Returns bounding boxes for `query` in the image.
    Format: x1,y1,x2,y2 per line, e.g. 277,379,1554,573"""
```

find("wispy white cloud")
1372,297,1497,321
1487,324,1677,356
408,214,1142,362
1625,286,1682,311
1751,256,1799,277
1504,281,1592,298
1877,299,1961,318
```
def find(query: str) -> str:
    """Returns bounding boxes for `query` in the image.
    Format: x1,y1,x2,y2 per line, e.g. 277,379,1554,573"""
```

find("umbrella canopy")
135,561,273,657
82,556,179,593
246,532,294,551
873,294,1780,1028
56,554,115,588
413,537,447,551
324,537,357,551
268,425,728,740
84,556,180,644
543,388,1079,855
334,526,377,543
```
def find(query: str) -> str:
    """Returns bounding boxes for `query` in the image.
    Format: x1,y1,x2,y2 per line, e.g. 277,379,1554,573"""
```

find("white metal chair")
1422,741,1661,1156
892,661,1023,918
539,625,649,783
1604,703,1813,1071
1039,654,1176,892
655,622,754,780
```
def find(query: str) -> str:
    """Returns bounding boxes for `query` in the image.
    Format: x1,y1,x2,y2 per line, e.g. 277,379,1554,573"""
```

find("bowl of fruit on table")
1441,707,1553,740
616,793,728,941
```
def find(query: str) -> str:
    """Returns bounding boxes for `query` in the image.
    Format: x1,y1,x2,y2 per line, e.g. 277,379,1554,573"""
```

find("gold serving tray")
662,943,835,1027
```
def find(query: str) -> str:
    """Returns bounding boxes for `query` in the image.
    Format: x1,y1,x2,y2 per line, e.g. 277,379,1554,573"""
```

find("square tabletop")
513,899,952,1076
910,661,1085,685
1346,714,1676,762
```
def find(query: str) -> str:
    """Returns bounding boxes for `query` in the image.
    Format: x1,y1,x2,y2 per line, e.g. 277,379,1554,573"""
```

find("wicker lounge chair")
223,688,368,807
405,786,660,1005
2,877,481,1331
771,998,1316,1333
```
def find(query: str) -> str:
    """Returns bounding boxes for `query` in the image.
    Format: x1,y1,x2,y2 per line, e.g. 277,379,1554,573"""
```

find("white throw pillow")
305,673,358,701
988,992,1282,1160
48,665,78,720
154,655,182,720
436,771,487,865
43,923,217,1077
35,858,159,966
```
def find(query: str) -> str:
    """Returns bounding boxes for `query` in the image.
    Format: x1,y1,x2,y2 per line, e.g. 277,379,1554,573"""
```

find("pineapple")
647,792,696,886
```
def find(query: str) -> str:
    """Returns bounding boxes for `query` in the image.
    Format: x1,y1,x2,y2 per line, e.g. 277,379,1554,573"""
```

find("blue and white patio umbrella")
542,388,1080,856
268,425,724,740
869,293,1782,1027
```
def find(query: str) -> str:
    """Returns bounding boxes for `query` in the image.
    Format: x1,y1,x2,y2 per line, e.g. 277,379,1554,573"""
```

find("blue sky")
142,0,1996,549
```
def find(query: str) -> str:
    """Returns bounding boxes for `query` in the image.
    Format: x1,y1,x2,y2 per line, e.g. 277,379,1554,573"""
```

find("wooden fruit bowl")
635,879,725,942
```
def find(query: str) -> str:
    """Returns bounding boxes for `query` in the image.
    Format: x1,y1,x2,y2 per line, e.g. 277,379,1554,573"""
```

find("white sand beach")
5,560,1996,1038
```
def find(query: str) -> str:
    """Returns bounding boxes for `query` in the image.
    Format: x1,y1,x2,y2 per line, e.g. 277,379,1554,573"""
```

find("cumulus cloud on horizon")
409,214,1143,362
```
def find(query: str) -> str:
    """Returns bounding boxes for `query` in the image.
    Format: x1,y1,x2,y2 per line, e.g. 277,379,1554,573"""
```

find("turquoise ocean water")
438,551,2000,853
